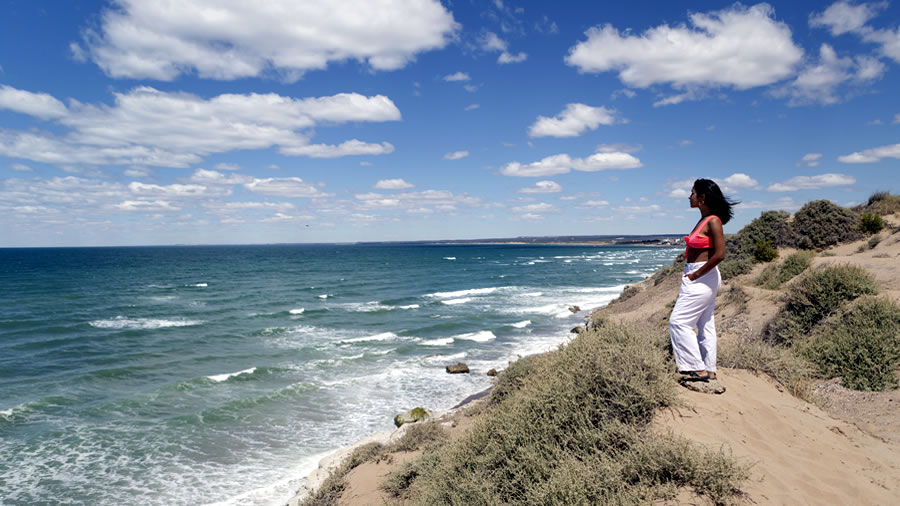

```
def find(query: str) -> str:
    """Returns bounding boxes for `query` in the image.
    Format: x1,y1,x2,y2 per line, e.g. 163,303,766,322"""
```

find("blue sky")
1,0,899,246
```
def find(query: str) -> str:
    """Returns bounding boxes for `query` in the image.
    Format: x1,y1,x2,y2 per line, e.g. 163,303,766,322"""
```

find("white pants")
669,262,721,372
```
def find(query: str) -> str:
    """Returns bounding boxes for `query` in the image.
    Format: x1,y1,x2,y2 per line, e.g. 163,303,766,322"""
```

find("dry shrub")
754,251,815,289
859,191,900,216
765,265,879,345
387,323,748,505
800,296,900,391
389,421,449,453
793,200,863,250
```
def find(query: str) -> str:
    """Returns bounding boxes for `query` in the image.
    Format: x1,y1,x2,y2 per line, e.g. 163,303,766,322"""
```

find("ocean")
0,244,680,505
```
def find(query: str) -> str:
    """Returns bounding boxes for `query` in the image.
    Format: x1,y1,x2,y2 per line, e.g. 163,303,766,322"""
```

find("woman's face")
689,187,701,208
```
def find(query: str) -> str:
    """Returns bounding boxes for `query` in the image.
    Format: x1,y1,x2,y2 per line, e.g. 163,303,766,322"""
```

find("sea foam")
89,317,204,329
341,332,398,343
207,367,257,383
453,330,496,342
428,287,498,298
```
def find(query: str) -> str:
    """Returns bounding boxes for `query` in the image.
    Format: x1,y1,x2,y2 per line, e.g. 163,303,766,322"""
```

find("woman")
669,179,737,383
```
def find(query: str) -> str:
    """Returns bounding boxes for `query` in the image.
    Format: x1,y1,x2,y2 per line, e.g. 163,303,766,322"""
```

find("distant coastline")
359,234,684,247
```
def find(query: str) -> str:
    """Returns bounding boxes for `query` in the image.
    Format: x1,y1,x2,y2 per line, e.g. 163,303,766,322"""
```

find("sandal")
678,371,710,383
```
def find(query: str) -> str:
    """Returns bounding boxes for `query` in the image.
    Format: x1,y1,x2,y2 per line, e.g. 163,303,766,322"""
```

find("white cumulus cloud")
809,1,883,35
0,85,69,119
244,177,331,198
565,4,802,92
528,104,619,138
0,86,400,168
443,150,469,160
838,142,900,163
375,178,414,190
444,72,470,81
767,173,856,191
481,32,527,64
501,149,642,177
797,153,823,167
722,173,760,190
518,180,562,194
775,44,885,105
76,0,459,80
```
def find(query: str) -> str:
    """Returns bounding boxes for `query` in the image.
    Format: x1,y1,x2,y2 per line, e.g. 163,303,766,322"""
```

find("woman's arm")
686,217,725,280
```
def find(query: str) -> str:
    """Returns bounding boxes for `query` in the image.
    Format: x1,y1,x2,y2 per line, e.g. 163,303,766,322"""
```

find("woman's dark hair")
693,178,739,225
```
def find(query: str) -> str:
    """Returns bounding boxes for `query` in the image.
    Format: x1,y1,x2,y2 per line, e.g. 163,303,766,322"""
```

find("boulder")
486,368,498,376
393,407,431,427
446,362,470,374
570,326,584,334
568,305,581,313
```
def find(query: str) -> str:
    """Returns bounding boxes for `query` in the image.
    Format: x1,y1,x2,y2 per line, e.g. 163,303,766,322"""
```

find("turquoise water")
0,244,679,505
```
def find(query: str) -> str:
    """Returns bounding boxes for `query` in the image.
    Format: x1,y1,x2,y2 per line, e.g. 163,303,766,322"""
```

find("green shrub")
775,250,815,286
793,200,863,249
800,297,900,391
718,255,754,280
859,213,885,235
726,210,795,259
765,265,879,345
754,262,778,289
755,251,816,289
393,323,748,504
754,239,779,262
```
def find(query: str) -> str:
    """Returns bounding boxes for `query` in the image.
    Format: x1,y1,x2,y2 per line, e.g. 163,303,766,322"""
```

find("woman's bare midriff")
686,247,710,263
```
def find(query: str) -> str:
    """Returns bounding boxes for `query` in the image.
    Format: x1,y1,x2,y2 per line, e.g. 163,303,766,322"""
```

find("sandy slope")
294,220,900,505
655,368,900,504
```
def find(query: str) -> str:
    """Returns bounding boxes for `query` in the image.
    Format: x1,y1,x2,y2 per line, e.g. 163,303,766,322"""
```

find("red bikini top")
684,215,719,256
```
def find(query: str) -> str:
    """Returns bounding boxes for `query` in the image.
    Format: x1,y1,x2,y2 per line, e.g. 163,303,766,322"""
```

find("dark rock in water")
570,326,584,334
486,368,498,376
394,407,431,427
568,305,581,313
446,362,470,374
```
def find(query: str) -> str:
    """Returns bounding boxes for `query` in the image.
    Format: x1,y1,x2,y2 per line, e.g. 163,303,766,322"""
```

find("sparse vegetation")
300,442,386,506
754,251,815,289
765,265,878,345
651,256,685,286
858,191,900,216
800,297,900,391
859,212,885,235
610,284,641,305
718,337,815,400
384,322,748,504
793,200,863,250
868,235,882,249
